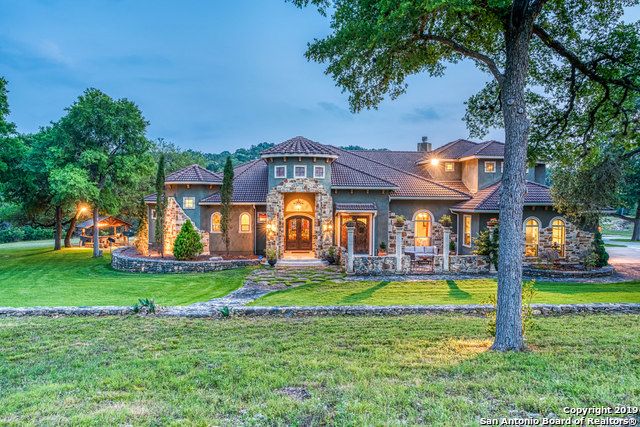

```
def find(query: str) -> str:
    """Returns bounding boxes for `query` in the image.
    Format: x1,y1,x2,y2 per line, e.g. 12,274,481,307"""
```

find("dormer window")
274,165,286,179
444,162,455,172
294,165,307,178
484,161,496,173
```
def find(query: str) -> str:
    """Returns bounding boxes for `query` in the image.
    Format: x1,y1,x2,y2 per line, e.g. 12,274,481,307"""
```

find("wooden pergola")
77,216,132,248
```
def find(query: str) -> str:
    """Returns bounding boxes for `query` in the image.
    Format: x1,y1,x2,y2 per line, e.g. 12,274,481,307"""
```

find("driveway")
603,236,640,280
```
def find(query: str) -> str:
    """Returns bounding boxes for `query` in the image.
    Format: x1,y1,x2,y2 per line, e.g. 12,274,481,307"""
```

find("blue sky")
1,1,638,152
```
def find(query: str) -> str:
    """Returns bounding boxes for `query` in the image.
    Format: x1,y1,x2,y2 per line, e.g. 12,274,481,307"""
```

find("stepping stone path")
185,266,345,309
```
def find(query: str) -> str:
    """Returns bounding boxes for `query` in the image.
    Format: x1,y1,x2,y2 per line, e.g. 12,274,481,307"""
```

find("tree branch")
533,24,640,92
419,34,504,85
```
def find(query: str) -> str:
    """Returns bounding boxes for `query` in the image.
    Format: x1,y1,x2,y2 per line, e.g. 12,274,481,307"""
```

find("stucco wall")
201,205,257,255
267,158,332,190
461,159,479,193
424,161,462,180
166,184,217,230
332,190,390,251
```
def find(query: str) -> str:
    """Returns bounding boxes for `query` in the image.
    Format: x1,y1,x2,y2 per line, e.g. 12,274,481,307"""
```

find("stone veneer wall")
352,255,412,275
433,255,491,274
536,219,593,262
163,197,209,256
266,178,333,258
387,212,456,254
111,248,258,273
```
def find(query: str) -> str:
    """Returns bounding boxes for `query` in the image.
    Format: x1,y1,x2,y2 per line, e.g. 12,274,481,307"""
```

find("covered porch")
77,216,131,248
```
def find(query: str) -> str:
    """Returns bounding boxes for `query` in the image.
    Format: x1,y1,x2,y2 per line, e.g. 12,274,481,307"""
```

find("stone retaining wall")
2,303,639,318
352,255,411,275
434,255,491,274
523,265,614,278
111,248,261,273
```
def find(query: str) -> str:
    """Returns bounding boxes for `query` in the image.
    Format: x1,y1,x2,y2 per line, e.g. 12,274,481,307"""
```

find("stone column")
395,226,404,273
346,224,355,273
443,226,451,272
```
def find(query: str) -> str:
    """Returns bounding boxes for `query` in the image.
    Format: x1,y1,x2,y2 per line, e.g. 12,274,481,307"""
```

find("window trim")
294,165,307,179
210,212,221,233
462,214,472,248
239,212,252,233
550,217,566,258
274,165,287,179
183,197,196,210
150,208,157,220
313,165,326,179
484,161,496,173
444,162,455,172
412,210,433,246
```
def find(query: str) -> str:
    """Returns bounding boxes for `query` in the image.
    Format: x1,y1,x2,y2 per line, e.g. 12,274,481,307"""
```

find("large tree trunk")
54,206,62,251
92,206,101,258
492,1,538,352
64,215,78,248
632,200,640,241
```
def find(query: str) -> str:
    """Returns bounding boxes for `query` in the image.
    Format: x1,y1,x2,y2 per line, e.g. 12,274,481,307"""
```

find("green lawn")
251,278,640,306
0,315,638,425
0,241,250,307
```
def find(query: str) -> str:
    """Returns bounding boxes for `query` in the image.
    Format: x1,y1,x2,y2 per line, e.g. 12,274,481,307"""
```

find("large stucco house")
145,136,593,265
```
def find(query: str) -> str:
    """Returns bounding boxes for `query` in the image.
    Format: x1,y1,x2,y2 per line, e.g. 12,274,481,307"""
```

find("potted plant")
265,248,277,267
487,217,499,228
393,215,405,228
378,241,387,256
439,214,452,228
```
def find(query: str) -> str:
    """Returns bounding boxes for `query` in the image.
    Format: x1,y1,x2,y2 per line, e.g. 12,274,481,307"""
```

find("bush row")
0,226,54,243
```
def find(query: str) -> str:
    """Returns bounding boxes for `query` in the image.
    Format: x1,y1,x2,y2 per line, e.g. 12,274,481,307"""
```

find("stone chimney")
417,136,432,152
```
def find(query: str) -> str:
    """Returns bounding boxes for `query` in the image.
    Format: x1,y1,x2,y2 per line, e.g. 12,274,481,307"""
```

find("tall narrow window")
524,218,540,257
463,215,472,247
239,212,251,233
211,212,221,233
551,218,566,257
413,211,432,246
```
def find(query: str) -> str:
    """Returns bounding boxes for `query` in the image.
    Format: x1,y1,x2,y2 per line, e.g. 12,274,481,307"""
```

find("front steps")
275,258,329,268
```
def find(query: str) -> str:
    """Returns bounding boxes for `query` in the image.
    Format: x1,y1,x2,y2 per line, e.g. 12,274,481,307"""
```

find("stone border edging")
523,266,614,278
1,303,639,318
111,247,261,273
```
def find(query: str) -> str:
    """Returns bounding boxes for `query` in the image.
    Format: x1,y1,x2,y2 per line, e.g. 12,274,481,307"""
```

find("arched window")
239,212,251,233
413,210,433,246
524,218,540,257
551,218,566,257
211,212,221,233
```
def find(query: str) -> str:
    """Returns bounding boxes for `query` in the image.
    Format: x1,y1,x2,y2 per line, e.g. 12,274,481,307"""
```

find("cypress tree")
154,154,166,257
134,197,149,256
220,157,234,256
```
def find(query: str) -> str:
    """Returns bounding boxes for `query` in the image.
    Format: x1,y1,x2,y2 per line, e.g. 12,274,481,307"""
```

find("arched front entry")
285,215,313,251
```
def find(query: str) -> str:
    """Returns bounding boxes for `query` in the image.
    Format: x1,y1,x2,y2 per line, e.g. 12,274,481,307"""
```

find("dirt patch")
278,387,311,401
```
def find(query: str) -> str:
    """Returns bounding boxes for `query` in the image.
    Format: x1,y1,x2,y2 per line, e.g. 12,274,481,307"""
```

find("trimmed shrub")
592,231,609,267
173,220,203,260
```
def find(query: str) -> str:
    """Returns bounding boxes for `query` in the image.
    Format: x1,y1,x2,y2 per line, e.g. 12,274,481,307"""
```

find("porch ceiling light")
294,199,303,211
430,158,440,166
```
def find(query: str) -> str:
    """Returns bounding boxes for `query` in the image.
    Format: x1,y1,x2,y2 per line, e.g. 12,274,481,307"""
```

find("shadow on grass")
340,281,391,304
446,280,472,300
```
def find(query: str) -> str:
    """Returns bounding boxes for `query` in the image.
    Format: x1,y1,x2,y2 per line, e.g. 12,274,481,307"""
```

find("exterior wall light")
430,158,440,166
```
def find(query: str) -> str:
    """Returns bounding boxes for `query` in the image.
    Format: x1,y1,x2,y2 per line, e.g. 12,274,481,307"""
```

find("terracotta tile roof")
335,203,378,211
354,150,431,177
422,139,505,161
166,164,222,183
261,136,337,157
327,146,470,199
451,181,553,211
331,162,397,189
433,180,471,195
200,160,268,204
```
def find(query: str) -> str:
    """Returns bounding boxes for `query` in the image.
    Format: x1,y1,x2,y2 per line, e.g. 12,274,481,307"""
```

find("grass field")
251,278,640,306
0,315,638,425
0,242,250,307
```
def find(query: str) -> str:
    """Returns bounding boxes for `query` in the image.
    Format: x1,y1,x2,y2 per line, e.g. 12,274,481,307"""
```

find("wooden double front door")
285,216,313,251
